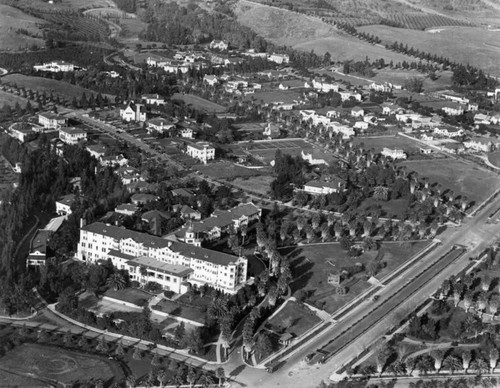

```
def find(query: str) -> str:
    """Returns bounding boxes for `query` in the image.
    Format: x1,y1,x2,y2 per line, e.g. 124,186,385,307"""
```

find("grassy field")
2,74,114,102
196,161,270,180
231,175,275,196
0,343,123,385
401,158,500,205
352,135,424,154
358,25,500,76
267,300,321,337
172,93,226,114
367,69,453,92
153,299,206,324
234,0,417,63
0,90,30,108
286,241,429,314
0,4,45,51
357,197,410,219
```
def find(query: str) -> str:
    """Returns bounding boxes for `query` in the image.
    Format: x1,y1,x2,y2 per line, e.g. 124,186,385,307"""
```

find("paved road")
228,188,500,387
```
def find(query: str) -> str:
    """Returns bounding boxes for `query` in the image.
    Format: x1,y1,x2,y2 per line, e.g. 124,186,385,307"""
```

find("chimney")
136,104,142,121
80,218,86,228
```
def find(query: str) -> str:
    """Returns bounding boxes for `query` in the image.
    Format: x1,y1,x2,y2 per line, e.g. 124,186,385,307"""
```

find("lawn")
0,343,124,385
231,175,275,196
196,161,270,180
488,151,500,168
357,197,410,219
400,158,500,205
285,241,429,314
266,300,321,338
2,74,114,102
104,288,152,307
171,93,227,114
358,25,500,77
153,299,206,325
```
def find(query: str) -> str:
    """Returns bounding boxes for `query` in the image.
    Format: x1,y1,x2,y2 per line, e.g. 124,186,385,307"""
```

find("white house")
209,40,229,51
328,122,355,139
59,127,87,145
56,194,76,215
303,179,345,195
26,230,50,267
147,118,176,134
268,53,290,64
312,79,339,93
38,112,66,129
442,103,465,116
33,61,75,72
186,142,215,164
463,137,493,152
203,75,219,86
381,148,407,160
354,121,369,130
142,94,165,105
370,82,392,92
86,144,107,160
301,150,327,165
351,107,365,117
9,127,35,143
77,222,248,294
120,102,146,122
433,127,464,138
340,91,362,102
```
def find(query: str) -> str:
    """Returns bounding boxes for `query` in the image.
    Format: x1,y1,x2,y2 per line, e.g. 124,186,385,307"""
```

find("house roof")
131,193,157,203
304,179,344,189
82,222,241,265
171,188,195,198
187,142,213,151
142,94,164,100
30,229,50,255
60,127,86,135
127,256,194,277
142,210,170,223
148,117,174,126
39,112,65,120
57,194,76,206
115,203,139,213
86,144,107,155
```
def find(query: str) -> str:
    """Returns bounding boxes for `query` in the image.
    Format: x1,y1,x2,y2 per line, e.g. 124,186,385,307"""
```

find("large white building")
76,222,248,294
186,142,215,164
38,112,66,130
33,61,75,72
120,102,146,122
59,127,87,145
303,179,345,195
381,148,407,160
268,53,290,64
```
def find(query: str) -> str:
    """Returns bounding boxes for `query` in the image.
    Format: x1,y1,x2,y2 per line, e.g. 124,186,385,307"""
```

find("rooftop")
57,194,76,206
30,229,50,255
128,256,193,277
60,127,86,135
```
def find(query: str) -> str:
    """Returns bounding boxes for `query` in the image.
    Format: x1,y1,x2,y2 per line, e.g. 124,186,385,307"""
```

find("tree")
216,367,225,387
157,369,168,388
187,366,197,388
126,375,137,388
373,185,389,201
115,342,125,358
462,350,472,371
255,332,274,360
490,348,499,371
132,347,142,360
96,336,108,353
431,350,444,372
151,352,161,367
489,294,500,316
443,355,462,375
207,296,229,322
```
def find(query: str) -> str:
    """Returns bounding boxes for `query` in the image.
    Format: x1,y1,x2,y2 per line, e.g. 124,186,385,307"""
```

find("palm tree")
489,348,499,372
187,366,197,388
216,367,225,387
157,369,168,388
462,350,472,372
431,350,444,372
320,224,330,242
106,273,126,291
126,375,137,388
373,185,389,201
463,291,473,312
477,292,488,316
240,224,248,246
207,296,229,322
489,294,500,316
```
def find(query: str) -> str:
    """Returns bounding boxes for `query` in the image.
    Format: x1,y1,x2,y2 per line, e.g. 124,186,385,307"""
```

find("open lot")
285,241,429,314
358,25,500,76
231,175,275,196
171,93,227,114
267,300,321,338
400,158,500,205
2,74,114,102
0,343,123,385
488,151,500,168
153,298,206,325
197,161,271,180
367,69,453,92
104,287,152,307
357,197,410,219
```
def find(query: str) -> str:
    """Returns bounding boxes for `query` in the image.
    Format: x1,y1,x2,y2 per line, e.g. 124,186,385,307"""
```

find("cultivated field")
488,151,500,168
2,74,114,102
286,241,429,314
0,343,123,385
11,0,114,11
0,4,45,51
401,158,500,205
171,93,227,114
358,25,500,76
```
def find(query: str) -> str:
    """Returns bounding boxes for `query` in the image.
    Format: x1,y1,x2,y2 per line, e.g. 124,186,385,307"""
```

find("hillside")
359,25,500,76
233,0,416,63
0,4,46,51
